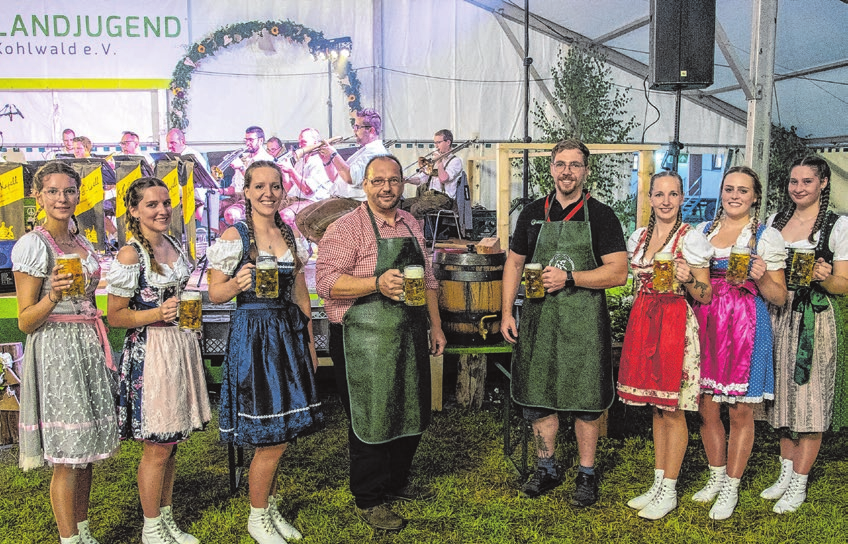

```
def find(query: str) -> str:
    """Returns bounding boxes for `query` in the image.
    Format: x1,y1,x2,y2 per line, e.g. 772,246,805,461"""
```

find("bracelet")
685,273,696,285
324,152,338,166
47,292,59,304
375,275,380,294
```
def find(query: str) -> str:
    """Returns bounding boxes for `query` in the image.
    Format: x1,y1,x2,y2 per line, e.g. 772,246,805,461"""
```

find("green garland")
168,19,362,130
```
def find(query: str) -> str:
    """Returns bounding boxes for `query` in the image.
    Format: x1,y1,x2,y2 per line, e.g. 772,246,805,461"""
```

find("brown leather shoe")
386,484,436,502
356,504,405,531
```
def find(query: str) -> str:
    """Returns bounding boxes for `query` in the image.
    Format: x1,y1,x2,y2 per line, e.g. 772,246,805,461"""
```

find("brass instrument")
276,136,354,167
211,146,248,180
404,138,478,174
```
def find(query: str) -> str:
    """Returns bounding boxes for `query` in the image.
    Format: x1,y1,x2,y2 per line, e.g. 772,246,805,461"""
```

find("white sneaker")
247,507,287,544
268,495,303,541
761,457,794,500
692,465,726,503
59,536,81,544
627,469,664,510
709,477,740,520
77,520,100,544
638,478,678,520
773,472,808,514
160,505,199,544
142,516,179,544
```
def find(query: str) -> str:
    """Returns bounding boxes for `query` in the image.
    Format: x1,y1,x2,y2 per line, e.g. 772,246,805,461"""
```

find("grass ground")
1,368,846,544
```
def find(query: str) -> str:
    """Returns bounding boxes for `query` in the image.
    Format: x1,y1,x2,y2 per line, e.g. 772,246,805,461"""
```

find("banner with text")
0,0,187,89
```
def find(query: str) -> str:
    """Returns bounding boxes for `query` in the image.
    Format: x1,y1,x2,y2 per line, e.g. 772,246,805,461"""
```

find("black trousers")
329,323,422,509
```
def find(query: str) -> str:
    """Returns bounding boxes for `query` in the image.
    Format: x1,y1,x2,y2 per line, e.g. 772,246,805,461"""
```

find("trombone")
211,146,248,180
403,138,478,175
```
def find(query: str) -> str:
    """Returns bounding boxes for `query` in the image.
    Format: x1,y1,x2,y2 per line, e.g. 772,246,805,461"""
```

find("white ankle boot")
773,472,808,514
761,457,793,500
267,495,303,541
60,536,81,544
638,478,678,520
709,477,740,520
160,505,199,544
692,465,726,503
247,506,287,544
77,520,99,544
141,516,179,544
628,469,664,510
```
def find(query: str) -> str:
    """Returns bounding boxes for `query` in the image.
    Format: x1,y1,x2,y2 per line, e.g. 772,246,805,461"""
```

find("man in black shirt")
501,139,628,505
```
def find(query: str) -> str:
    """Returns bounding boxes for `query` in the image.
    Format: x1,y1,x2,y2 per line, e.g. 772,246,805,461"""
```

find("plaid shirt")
316,203,438,323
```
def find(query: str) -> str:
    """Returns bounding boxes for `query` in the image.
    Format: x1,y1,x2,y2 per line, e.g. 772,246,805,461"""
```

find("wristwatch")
565,270,575,288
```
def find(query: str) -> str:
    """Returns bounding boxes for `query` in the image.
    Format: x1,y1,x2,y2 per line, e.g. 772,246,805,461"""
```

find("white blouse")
766,214,848,261
11,232,100,279
695,221,787,270
105,238,191,298
627,226,713,268
205,237,308,277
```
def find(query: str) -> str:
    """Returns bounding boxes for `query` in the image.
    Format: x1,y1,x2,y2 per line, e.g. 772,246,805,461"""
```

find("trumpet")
211,146,248,180
277,136,354,167
405,138,478,175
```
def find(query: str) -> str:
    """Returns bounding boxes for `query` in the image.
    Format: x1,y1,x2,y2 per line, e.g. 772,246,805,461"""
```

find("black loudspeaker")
650,0,716,90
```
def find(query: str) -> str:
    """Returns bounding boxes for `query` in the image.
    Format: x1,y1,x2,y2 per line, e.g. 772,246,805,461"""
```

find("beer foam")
404,265,424,278
256,259,277,269
181,291,201,300
525,263,543,270
653,252,673,262
730,245,751,255
56,254,80,261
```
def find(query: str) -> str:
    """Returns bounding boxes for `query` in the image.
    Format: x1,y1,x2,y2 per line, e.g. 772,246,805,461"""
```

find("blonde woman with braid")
758,156,848,513
207,161,322,543
13,161,119,544
106,177,210,544
617,171,713,520
688,167,787,520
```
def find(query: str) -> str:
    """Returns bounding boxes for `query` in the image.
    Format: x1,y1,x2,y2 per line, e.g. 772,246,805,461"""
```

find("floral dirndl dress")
106,236,210,443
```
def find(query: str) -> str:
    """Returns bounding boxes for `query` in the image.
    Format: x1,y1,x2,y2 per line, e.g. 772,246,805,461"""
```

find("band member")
501,139,628,505
316,155,446,532
402,129,464,219
14,161,119,544
72,136,92,159
166,128,210,172
279,128,334,234
62,128,76,153
225,126,274,196
318,108,388,201
119,131,154,165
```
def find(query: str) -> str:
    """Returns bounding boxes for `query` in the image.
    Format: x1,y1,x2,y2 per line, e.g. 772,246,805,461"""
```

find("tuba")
211,146,248,180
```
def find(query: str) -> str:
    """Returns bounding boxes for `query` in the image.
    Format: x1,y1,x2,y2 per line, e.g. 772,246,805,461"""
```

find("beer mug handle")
398,272,406,302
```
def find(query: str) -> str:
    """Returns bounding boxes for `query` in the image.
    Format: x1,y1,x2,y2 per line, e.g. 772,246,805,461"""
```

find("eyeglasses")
433,139,446,145
552,161,586,172
42,187,79,200
353,124,372,131
367,177,403,187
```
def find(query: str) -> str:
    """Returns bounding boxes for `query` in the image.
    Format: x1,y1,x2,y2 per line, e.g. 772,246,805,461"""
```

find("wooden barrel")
433,250,505,345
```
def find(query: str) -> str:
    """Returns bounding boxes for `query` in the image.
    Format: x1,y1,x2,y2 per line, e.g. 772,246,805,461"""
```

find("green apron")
343,207,431,444
511,194,614,412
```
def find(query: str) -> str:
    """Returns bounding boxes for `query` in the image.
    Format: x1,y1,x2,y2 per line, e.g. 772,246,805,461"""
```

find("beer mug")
524,263,545,299
178,291,202,331
726,245,751,285
652,252,675,293
789,248,816,287
255,255,279,298
403,265,426,306
56,254,85,300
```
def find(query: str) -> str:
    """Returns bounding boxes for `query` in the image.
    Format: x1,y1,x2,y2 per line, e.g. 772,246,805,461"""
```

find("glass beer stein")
652,252,675,293
403,265,426,306
789,248,816,287
524,263,545,299
56,254,85,300
726,245,751,285
255,255,279,298
178,291,202,331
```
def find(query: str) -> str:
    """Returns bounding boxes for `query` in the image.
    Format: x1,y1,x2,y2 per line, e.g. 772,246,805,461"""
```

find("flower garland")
168,19,362,130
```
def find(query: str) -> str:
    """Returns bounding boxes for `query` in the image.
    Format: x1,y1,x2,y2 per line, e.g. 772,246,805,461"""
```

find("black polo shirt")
510,192,627,265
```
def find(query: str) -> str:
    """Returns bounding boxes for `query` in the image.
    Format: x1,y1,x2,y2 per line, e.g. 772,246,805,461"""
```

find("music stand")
180,156,220,286
114,154,154,177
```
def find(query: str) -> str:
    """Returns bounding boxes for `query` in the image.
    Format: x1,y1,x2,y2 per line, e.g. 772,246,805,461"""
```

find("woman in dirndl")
690,166,787,520
617,170,713,520
13,161,119,544
207,160,322,543
758,155,848,514
106,177,210,543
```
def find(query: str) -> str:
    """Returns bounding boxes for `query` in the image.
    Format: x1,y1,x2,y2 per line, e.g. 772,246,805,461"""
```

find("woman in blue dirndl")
207,160,322,543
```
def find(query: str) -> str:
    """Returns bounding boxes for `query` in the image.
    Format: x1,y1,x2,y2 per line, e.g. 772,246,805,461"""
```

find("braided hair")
33,161,82,234
243,160,303,273
706,166,762,249
771,156,832,243
124,177,169,275
643,171,684,253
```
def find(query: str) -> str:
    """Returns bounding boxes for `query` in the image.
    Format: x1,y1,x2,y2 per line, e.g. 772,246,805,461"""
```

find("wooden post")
456,353,487,409
430,354,443,411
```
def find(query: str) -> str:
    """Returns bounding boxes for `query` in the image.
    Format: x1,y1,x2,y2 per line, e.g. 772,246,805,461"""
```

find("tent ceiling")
468,0,848,145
